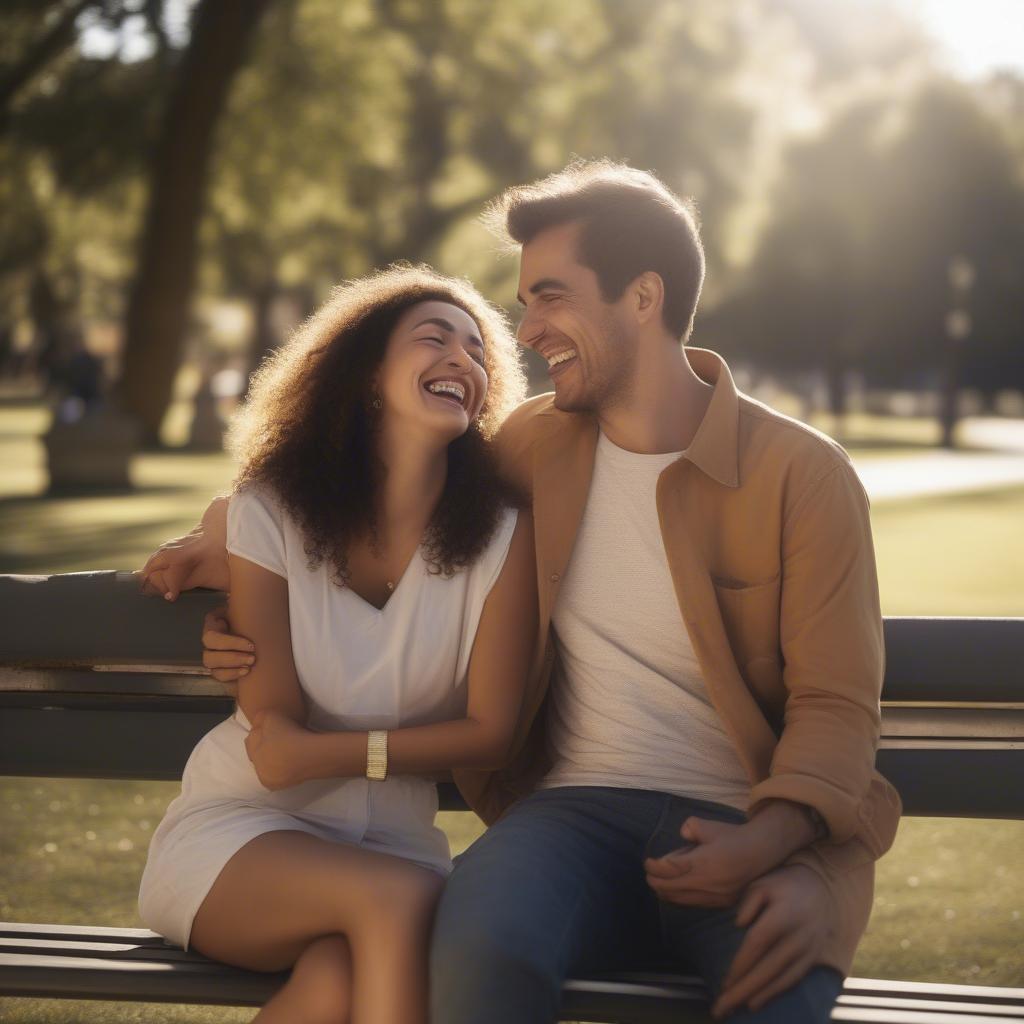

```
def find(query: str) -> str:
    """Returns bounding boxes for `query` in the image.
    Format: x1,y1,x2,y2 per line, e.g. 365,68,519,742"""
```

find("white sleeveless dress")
138,484,518,950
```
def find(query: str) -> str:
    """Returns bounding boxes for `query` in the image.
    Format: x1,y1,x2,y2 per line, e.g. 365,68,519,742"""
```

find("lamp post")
940,255,974,449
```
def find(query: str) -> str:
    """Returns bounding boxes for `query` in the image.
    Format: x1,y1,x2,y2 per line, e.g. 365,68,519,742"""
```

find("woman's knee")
355,859,444,930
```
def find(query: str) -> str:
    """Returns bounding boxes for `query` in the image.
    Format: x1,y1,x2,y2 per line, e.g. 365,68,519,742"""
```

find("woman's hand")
645,817,767,907
244,709,316,790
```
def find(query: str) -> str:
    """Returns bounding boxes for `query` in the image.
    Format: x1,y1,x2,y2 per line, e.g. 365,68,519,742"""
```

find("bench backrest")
1,572,1022,817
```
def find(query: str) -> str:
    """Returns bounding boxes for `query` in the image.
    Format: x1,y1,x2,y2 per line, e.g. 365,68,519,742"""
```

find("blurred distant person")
53,332,104,423
141,160,900,1023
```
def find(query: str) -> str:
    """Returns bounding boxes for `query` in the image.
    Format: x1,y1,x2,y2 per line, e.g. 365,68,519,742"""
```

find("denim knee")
430,902,562,1024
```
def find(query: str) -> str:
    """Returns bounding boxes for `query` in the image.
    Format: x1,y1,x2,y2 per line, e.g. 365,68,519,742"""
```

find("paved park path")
854,418,1024,503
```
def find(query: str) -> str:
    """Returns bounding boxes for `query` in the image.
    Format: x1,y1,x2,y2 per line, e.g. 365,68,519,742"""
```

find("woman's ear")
367,370,382,408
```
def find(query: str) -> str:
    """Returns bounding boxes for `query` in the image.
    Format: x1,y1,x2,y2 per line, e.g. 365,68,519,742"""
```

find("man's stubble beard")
556,312,637,418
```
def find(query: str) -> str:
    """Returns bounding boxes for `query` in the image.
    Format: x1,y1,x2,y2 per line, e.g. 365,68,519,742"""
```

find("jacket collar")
681,347,741,489
534,345,741,490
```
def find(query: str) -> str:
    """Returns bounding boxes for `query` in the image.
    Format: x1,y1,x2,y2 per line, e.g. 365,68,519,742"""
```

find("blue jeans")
430,786,843,1023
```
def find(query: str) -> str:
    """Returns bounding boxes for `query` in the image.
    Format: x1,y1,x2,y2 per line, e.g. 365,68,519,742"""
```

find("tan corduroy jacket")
453,347,902,976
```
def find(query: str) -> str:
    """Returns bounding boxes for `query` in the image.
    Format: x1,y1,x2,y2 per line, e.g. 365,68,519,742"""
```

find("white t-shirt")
540,430,751,811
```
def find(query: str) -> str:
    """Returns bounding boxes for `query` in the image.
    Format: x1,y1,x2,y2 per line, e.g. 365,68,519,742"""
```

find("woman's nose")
447,345,472,369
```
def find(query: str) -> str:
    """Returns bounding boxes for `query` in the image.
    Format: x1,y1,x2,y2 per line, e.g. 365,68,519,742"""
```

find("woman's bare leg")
257,933,352,1024
189,829,444,1024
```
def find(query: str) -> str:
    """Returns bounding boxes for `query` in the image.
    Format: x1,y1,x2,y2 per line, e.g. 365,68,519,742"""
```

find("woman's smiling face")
375,300,488,442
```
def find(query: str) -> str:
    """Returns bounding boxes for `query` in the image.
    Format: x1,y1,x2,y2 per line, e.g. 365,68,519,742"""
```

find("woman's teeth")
425,380,466,405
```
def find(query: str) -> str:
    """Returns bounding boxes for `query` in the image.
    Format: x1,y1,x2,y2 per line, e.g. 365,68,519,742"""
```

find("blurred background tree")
707,79,1024,430
1,0,1022,452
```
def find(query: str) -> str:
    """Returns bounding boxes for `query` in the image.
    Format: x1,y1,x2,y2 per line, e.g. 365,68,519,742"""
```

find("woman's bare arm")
387,509,537,771
298,511,538,779
227,553,306,726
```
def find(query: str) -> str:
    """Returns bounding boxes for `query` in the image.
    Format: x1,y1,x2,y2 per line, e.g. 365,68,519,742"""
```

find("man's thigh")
430,787,664,1022
655,899,841,1022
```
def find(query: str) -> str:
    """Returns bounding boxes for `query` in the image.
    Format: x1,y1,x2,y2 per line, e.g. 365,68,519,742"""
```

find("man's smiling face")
515,220,635,414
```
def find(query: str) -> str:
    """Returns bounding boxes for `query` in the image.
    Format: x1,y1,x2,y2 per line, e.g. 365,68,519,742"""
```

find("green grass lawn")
873,486,1024,617
1,403,1022,1021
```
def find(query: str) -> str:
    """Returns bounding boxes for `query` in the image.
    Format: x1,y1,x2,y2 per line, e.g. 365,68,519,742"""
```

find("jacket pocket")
711,573,784,718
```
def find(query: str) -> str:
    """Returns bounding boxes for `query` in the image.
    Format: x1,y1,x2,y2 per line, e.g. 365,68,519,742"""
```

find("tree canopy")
3,0,1022,445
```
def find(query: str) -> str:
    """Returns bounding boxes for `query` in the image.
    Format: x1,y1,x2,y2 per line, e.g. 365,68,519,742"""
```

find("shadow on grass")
0,498,193,575
9,484,198,502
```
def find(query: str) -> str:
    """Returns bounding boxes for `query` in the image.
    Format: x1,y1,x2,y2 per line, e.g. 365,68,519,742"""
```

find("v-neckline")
343,545,424,616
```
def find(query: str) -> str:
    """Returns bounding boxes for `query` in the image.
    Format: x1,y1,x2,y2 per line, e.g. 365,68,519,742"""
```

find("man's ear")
632,271,666,326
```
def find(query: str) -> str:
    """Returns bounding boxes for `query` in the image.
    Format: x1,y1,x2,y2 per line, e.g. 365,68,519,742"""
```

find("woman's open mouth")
423,378,467,408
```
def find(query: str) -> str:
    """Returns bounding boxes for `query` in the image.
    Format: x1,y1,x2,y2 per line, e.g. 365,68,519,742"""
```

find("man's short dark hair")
486,159,705,340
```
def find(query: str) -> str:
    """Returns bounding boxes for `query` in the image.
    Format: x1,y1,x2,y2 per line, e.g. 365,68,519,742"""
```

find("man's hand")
644,817,764,908
712,864,833,1019
137,496,231,600
645,801,821,908
244,709,316,790
202,607,256,689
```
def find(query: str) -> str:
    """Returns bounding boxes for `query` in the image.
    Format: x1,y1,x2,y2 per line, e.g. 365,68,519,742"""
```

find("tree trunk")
825,350,848,420
939,337,961,449
246,278,278,381
115,0,272,446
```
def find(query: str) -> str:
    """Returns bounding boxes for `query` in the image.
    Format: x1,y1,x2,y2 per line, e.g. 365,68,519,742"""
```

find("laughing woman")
137,266,536,1024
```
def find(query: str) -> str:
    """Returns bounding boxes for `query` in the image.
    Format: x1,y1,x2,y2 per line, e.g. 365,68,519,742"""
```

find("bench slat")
4,703,1022,816
0,937,210,964
832,1009,1021,1023
843,979,1024,1005
839,994,1024,1016
4,946,1022,1022
0,951,287,1006
0,923,165,942
2,575,1022,703
0,573,225,666
1,667,223,698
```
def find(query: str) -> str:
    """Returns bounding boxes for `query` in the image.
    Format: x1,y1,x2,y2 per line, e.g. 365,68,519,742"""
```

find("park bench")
1,570,1022,1023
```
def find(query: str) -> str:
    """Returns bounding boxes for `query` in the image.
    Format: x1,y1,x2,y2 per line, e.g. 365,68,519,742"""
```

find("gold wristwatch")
366,730,388,781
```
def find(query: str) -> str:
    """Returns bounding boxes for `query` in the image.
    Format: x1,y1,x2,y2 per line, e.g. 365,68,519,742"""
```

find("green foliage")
0,1,177,335
2,0,1024,428
12,57,166,195
708,79,1024,392
203,0,759,304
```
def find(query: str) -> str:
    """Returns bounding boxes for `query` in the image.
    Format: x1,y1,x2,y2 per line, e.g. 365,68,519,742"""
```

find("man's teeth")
547,349,577,367
426,381,466,404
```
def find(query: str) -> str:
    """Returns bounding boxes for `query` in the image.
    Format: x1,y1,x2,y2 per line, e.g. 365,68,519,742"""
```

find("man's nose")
517,310,545,348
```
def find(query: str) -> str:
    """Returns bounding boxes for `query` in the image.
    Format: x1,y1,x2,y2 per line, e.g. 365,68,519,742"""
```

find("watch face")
366,729,388,780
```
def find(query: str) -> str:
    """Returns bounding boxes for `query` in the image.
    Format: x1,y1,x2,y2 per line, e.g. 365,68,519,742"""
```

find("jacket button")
550,572,561,583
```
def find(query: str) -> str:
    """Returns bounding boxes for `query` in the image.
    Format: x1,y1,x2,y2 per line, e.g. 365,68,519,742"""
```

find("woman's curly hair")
227,264,528,585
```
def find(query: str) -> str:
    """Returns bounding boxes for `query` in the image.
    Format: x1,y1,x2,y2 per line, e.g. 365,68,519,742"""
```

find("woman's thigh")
190,829,443,972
